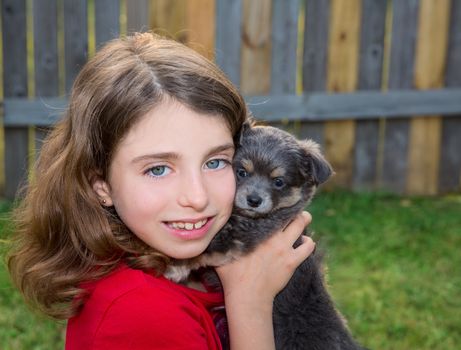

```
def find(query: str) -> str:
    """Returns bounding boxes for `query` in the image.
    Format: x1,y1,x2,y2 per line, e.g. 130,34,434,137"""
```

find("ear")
238,121,252,145
299,139,333,185
237,118,257,145
90,172,114,207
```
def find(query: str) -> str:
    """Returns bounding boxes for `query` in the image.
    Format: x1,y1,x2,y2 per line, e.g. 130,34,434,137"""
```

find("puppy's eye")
273,177,285,188
236,168,248,178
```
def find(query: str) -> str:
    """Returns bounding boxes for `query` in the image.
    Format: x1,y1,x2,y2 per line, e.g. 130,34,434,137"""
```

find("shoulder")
83,264,206,324
90,264,173,304
66,265,217,349
93,265,204,319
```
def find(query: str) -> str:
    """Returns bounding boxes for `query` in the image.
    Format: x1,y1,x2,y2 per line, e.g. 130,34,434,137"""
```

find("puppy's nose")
247,193,263,208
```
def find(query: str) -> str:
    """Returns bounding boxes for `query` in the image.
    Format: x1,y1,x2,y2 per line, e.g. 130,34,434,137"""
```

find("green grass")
0,191,460,349
308,190,461,350
0,201,65,350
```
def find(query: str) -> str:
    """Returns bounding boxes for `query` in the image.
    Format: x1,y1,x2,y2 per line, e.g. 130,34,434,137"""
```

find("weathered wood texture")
33,0,58,97
185,0,215,60
299,0,330,146
95,0,120,48
440,0,461,193
150,0,215,59
126,0,149,34
150,0,187,42
271,0,299,95
2,0,29,198
1,0,461,198
33,0,58,159
6,89,461,126
353,0,387,191
215,0,242,87
240,0,272,95
324,0,361,188
63,0,88,92
407,0,451,195
381,0,419,194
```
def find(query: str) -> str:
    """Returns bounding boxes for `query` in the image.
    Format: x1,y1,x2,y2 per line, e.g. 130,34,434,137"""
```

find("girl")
7,33,315,349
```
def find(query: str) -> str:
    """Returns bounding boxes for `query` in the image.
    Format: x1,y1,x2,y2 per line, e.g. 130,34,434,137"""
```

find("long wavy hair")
7,32,247,319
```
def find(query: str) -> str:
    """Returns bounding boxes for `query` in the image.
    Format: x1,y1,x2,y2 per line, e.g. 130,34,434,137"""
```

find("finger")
283,211,312,244
292,235,316,264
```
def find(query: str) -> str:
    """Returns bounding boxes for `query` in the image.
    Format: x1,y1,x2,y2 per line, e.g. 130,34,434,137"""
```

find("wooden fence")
1,0,461,199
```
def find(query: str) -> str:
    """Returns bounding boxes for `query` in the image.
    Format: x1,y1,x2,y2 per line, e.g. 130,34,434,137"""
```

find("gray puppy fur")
165,124,365,350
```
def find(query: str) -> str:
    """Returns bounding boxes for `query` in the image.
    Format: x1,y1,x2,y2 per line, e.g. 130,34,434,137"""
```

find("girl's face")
94,99,236,259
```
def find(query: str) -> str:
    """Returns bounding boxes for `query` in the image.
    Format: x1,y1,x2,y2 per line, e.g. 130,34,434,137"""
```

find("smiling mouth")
166,218,209,231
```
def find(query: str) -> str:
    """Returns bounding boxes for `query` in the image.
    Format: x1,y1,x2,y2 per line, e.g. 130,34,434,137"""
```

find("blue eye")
273,177,285,188
147,166,171,177
206,159,227,170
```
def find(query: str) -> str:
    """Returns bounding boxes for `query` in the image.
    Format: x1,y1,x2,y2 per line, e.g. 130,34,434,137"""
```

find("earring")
102,199,107,204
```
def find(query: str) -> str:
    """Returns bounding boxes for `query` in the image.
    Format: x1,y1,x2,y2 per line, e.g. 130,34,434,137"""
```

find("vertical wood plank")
381,0,419,194
127,0,149,34
270,0,299,95
325,0,361,188
2,0,29,198
33,0,59,160
150,1,215,58
215,0,242,87
302,0,330,92
357,0,386,91
438,117,461,193
4,128,29,198
2,0,28,98
63,0,88,92
444,0,461,87
407,0,451,195
407,116,442,194
95,0,120,48
439,0,461,193
33,0,58,97
388,1,419,90
185,0,215,60
353,0,387,191
353,119,379,190
240,0,272,95
300,0,330,148
150,0,186,42
271,0,301,145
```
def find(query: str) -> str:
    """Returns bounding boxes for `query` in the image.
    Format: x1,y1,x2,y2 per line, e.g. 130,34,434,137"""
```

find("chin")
168,245,209,260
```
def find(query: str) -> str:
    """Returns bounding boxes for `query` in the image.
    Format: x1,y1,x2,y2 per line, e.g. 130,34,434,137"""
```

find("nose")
177,171,209,211
247,193,262,208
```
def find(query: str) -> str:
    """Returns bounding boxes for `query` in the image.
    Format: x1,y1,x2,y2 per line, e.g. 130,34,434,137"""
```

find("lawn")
0,191,460,349
0,201,66,350
308,190,461,350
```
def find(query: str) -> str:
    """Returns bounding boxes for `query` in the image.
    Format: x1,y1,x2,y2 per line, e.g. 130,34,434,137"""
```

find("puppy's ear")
299,139,333,185
237,120,253,145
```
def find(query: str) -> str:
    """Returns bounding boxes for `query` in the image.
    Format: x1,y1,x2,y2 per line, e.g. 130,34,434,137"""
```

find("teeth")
170,219,207,230
194,220,206,229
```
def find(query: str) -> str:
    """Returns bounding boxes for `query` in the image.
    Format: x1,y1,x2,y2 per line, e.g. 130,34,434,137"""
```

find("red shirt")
66,265,225,349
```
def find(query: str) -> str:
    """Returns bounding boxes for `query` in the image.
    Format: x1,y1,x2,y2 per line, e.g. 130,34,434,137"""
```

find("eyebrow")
131,143,235,164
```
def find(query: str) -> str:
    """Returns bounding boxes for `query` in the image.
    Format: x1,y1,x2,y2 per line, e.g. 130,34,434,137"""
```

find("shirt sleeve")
92,285,210,350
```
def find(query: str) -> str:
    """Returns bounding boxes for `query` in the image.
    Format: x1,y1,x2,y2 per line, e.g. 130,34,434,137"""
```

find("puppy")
166,124,364,349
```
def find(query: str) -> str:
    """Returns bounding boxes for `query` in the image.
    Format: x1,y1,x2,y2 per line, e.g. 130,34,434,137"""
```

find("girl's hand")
215,211,315,306
215,211,314,350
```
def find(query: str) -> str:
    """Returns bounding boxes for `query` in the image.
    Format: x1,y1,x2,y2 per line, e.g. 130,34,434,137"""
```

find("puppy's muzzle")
247,193,263,208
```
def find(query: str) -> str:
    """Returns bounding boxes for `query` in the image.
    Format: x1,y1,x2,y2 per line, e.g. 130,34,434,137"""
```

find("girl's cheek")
223,170,237,207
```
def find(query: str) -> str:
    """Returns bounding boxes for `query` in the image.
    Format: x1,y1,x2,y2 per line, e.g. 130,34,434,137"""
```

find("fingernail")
303,211,312,223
